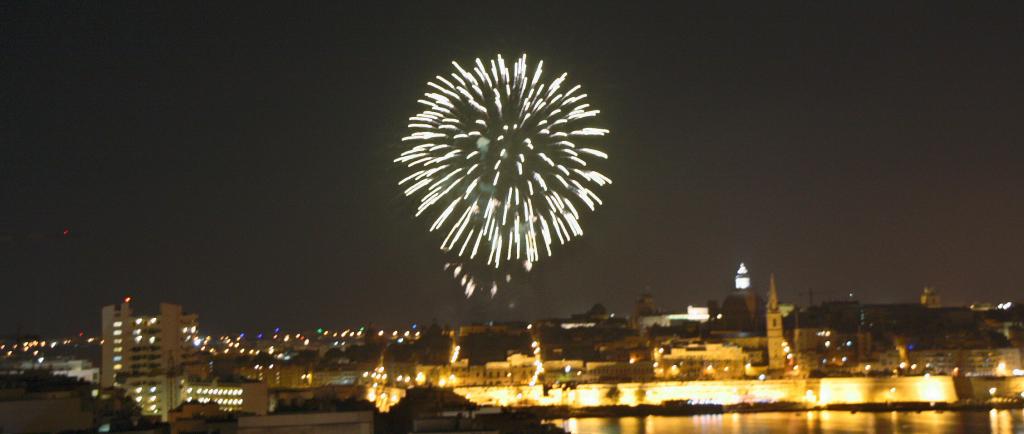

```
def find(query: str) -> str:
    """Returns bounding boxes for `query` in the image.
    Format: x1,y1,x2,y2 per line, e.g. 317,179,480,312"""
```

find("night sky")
3,2,1022,336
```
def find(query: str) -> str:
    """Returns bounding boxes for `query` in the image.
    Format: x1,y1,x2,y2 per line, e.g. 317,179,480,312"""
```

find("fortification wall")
452,376,958,407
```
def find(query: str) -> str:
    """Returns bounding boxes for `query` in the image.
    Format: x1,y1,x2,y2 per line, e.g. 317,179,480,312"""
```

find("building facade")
100,299,199,419
876,347,1022,376
182,378,269,415
656,343,746,380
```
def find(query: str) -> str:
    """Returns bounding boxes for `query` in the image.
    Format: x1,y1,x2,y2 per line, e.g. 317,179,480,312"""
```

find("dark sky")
2,2,1022,336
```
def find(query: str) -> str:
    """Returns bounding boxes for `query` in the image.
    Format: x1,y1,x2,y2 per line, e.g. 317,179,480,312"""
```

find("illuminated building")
415,354,536,387
2,358,99,384
876,347,1022,376
540,359,586,384
100,298,199,420
656,342,746,380
636,305,711,330
312,367,376,387
584,360,656,383
239,363,314,389
181,379,268,415
789,326,870,373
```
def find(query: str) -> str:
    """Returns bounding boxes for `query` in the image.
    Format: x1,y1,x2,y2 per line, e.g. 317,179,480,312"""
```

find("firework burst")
395,54,611,296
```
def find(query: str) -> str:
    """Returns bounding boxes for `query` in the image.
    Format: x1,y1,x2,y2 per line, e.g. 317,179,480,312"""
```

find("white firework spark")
397,54,611,296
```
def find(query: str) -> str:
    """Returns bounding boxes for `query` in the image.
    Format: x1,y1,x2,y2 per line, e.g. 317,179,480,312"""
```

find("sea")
550,409,1024,433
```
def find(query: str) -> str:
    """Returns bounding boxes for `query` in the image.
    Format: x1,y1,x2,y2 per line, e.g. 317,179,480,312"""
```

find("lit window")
113,346,122,353
113,330,122,336
113,356,122,362
113,364,123,370
113,338,122,344
113,321,123,327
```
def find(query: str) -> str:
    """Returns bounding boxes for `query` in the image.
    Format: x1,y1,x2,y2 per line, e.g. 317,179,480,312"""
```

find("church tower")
766,273,785,374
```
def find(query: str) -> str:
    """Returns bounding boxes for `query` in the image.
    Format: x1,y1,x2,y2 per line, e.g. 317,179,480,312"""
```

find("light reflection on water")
552,409,1024,434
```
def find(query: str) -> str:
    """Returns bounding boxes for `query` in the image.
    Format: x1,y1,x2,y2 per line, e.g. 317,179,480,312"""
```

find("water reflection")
554,410,1024,434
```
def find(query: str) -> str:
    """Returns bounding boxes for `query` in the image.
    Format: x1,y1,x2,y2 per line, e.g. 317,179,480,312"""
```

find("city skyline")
5,267,1017,338
3,2,1023,337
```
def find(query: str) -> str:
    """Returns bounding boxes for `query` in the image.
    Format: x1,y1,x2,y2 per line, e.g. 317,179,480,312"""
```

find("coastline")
515,400,1024,420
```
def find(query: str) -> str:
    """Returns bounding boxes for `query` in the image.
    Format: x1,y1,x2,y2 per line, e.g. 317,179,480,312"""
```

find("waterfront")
453,375,960,408
553,410,1024,434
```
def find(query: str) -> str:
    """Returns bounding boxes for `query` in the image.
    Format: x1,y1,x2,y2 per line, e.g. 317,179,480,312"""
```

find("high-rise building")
766,274,785,374
101,298,199,420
